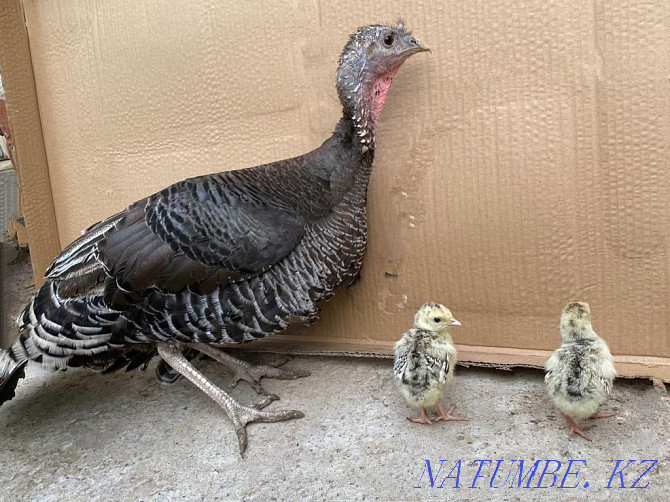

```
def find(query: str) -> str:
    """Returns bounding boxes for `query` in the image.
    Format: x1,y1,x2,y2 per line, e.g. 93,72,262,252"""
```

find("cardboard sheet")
0,1,60,276
6,0,670,378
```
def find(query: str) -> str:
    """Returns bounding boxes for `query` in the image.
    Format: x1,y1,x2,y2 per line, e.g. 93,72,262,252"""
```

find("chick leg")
590,412,616,419
193,343,310,395
408,407,433,424
561,413,593,441
434,403,469,422
157,343,304,455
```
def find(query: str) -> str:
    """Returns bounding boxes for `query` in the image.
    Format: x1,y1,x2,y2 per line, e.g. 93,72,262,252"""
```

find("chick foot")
157,343,304,455
434,403,468,422
590,412,616,419
408,407,433,424
193,343,310,396
562,413,594,441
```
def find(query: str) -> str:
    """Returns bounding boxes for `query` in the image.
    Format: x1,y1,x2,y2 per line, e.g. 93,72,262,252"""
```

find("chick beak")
449,319,462,327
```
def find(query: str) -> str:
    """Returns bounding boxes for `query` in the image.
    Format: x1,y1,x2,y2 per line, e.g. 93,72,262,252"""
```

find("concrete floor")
1,246,669,501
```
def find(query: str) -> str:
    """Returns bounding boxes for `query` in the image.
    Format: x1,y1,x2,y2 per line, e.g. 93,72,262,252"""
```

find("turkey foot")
193,343,310,395
157,343,304,455
433,403,468,422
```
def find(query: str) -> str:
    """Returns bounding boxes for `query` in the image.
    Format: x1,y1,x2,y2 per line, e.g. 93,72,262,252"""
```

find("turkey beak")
449,318,462,326
417,40,431,53
405,36,431,55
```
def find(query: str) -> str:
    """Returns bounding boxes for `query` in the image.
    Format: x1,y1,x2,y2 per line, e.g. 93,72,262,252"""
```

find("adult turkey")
0,22,429,453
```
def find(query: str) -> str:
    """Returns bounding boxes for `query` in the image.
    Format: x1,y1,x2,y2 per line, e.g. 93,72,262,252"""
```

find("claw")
250,394,279,408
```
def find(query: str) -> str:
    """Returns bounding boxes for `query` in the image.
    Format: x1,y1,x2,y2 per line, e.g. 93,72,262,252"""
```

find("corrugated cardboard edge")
0,0,60,283
227,337,670,383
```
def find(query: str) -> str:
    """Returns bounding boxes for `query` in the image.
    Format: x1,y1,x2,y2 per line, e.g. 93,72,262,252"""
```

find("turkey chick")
545,301,617,441
394,302,467,424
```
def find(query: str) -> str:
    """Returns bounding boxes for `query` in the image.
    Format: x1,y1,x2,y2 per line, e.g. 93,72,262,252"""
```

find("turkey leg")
155,348,202,384
157,343,304,455
193,343,310,395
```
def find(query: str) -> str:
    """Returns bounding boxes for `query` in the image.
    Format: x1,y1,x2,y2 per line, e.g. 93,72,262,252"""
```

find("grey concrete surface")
1,247,669,501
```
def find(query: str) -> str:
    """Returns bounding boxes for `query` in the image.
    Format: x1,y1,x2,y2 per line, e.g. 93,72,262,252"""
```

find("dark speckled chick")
394,302,468,424
545,301,617,441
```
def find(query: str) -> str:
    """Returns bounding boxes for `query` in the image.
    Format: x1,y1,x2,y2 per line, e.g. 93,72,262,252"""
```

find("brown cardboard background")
7,0,670,377
0,0,61,277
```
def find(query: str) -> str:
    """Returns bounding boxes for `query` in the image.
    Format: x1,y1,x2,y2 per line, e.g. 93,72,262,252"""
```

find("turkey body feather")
49,139,358,300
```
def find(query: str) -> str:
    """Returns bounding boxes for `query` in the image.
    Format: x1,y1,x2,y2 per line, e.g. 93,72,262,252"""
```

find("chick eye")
383,34,395,47
433,317,442,323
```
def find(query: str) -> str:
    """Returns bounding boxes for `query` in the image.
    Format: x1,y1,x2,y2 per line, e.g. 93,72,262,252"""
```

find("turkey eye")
433,317,441,323
383,34,395,47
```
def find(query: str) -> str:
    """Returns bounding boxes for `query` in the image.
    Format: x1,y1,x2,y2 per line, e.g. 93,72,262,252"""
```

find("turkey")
0,22,429,453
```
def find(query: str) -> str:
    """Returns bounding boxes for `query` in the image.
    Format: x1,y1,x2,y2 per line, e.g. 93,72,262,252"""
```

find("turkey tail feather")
0,342,29,405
